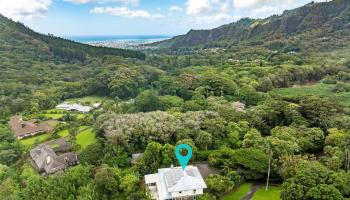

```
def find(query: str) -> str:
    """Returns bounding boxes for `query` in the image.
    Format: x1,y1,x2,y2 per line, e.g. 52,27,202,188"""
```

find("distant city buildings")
87,41,159,50
9,116,53,139
145,166,207,200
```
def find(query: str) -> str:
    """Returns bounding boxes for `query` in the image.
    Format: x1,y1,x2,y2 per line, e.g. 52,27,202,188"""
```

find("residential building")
56,102,92,113
145,165,207,200
9,116,53,139
30,140,79,175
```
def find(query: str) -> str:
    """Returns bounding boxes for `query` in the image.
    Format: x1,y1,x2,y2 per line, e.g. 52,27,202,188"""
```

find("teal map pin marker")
175,144,192,171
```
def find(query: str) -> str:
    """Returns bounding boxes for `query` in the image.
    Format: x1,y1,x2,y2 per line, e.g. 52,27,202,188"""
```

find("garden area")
21,126,96,150
222,183,281,200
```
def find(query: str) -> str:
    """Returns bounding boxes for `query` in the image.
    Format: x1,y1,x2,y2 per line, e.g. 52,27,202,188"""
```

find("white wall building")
145,166,207,200
56,102,93,113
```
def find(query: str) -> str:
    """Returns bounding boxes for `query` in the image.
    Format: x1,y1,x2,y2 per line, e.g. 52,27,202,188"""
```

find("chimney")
171,164,174,169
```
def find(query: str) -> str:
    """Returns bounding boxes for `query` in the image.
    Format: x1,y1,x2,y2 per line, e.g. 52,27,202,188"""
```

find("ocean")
66,35,173,44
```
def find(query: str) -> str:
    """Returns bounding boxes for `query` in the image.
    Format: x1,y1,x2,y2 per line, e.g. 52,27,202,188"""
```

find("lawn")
21,163,40,181
45,109,66,113
37,108,87,120
271,83,350,106
39,113,86,120
58,129,69,137
47,120,60,127
42,113,65,120
76,128,96,150
58,126,89,138
252,186,281,200
21,133,51,146
222,183,252,200
22,126,91,147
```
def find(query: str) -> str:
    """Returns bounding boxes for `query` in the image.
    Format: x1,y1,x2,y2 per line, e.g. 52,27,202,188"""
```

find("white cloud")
90,6,164,19
184,0,239,26
185,0,237,17
233,0,266,9
64,0,139,5
194,13,240,24
169,6,183,16
169,6,183,12
0,0,52,20
186,0,211,16
251,5,278,18
233,0,299,9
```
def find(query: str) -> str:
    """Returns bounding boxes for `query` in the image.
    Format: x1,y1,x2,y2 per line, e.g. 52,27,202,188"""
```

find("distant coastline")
66,35,172,43
63,35,171,50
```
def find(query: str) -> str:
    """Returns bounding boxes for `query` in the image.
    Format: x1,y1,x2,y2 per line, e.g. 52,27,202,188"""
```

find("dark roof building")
9,116,53,139
30,141,79,175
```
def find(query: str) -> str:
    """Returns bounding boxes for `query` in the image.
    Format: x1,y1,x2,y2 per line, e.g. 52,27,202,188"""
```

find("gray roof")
30,143,79,174
30,145,66,174
59,152,79,164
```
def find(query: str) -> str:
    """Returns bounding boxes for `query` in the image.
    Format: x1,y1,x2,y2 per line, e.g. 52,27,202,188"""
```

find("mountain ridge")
0,13,145,61
157,0,350,49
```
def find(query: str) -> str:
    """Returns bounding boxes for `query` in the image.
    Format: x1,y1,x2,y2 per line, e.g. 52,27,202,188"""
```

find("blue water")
66,35,173,43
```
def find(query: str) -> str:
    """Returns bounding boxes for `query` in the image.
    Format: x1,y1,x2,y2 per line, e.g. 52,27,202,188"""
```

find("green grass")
252,186,281,200
271,83,350,106
222,183,252,200
21,163,39,180
58,129,69,137
22,126,91,147
50,144,60,149
45,109,66,113
58,126,89,138
42,114,65,120
76,114,86,119
39,113,86,120
76,128,96,150
47,120,59,127
20,133,51,146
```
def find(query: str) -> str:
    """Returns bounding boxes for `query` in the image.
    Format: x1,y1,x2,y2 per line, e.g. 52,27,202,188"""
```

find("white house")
145,165,207,200
56,102,92,113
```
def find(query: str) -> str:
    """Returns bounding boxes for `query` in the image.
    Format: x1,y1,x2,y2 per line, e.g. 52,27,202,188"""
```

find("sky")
0,0,328,36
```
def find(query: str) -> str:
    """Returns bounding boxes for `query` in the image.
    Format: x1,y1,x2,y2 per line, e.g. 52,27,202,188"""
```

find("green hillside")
157,0,350,50
0,14,147,122
0,14,145,61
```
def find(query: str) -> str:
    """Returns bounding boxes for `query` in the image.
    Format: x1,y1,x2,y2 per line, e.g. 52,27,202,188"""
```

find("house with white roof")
56,102,92,113
145,165,207,200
